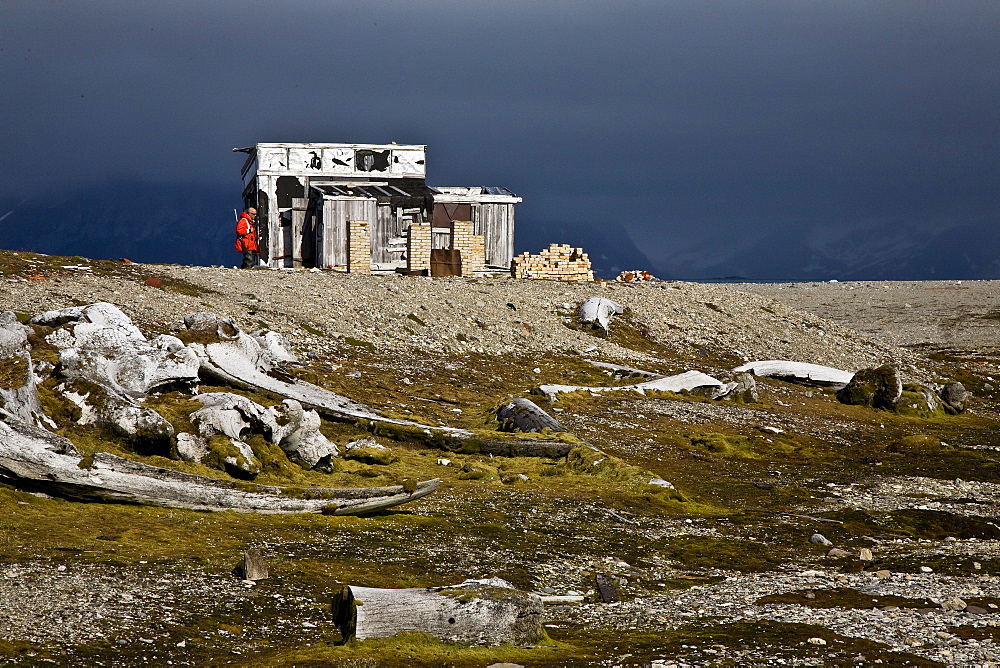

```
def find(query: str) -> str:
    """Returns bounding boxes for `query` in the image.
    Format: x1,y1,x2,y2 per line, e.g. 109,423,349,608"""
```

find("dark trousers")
241,250,255,269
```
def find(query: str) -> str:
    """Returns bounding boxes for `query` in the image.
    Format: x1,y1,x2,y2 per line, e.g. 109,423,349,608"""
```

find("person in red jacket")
235,208,259,268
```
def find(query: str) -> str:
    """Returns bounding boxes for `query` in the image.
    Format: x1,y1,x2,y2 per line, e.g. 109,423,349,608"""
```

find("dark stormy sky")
1,1,998,278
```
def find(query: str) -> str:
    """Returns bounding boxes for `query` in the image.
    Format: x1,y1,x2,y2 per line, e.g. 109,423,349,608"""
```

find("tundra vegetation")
1,250,999,666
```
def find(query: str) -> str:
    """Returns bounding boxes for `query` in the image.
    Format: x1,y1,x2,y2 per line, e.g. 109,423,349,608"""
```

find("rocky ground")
2,252,1000,667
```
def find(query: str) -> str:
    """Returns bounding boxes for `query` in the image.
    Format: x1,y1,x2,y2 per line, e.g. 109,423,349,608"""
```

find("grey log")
332,579,544,646
197,339,575,456
0,409,439,514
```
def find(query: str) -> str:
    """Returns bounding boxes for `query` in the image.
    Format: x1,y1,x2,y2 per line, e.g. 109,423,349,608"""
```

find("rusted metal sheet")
433,202,472,226
430,249,462,277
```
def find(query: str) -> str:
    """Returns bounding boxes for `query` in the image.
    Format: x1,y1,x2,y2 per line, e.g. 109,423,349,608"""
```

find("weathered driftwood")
196,337,468,434
463,436,576,458
538,369,724,399
732,360,854,386
497,397,566,433
0,410,439,514
332,578,544,646
198,337,574,456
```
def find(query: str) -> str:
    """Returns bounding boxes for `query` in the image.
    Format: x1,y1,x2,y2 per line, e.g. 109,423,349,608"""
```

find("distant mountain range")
1,182,996,281
654,219,1000,282
0,182,236,267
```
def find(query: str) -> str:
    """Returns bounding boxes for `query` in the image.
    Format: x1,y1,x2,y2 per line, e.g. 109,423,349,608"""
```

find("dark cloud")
1,1,997,278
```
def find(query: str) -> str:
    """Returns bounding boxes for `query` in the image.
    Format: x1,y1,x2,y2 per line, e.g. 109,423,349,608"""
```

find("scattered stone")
827,548,851,558
859,548,874,561
807,637,827,645
940,597,967,612
965,605,989,615
809,533,833,546
920,566,934,573
648,478,674,489
875,570,892,579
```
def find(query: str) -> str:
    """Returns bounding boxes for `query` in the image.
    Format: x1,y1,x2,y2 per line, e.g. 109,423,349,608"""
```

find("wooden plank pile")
512,243,594,281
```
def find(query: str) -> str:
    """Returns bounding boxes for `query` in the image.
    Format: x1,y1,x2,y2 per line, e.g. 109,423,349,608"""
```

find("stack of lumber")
512,243,594,281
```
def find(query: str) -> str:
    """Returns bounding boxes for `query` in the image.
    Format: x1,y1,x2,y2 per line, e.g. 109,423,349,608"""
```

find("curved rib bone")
0,409,438,514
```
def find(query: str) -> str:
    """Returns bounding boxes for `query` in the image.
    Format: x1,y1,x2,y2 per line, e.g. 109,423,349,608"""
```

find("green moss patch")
660,536,785,572
0,355,29,390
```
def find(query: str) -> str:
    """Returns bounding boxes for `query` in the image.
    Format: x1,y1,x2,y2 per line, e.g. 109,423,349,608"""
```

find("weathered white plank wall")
318,197,376,268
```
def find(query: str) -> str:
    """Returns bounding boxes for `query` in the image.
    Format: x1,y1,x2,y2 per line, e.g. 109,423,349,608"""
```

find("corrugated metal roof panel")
482,186,516,196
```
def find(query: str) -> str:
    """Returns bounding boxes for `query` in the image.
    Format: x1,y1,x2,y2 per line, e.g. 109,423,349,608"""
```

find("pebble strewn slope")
3,263,920,374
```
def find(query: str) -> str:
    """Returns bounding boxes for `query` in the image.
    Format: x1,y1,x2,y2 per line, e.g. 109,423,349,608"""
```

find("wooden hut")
234,143,520,274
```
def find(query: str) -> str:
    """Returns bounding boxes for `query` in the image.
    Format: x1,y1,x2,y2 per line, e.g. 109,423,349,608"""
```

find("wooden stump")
332,579,544,646
594,573,619,602
240,548,268,581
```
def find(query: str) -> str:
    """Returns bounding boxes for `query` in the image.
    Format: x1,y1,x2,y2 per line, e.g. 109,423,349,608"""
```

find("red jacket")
235,213,258,252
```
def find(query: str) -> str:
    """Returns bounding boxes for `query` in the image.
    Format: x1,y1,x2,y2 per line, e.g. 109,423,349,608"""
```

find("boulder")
183,312,240,338
251,330,298,364
497,397,566,433
175,432,209,463
894,384,943,416
940,381,969,413
0,311,30,359
0,352,43,424
837,364,902,409
343,437,396,465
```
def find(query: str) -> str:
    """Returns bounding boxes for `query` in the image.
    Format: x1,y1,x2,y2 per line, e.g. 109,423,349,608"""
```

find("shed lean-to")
233,143,520,274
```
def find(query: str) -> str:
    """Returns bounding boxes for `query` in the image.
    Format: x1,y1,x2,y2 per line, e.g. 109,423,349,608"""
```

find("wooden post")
595,573,619,602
